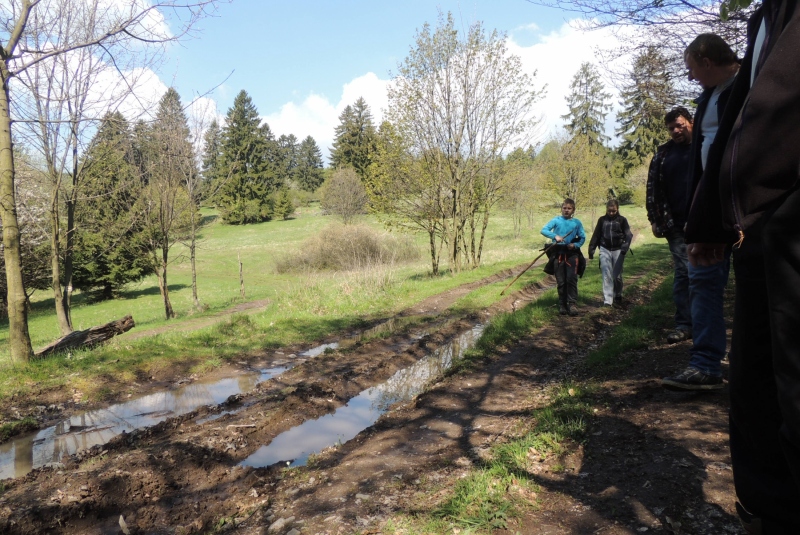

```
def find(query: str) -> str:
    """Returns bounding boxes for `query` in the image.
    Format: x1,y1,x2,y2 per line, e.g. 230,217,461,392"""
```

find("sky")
139,0,633,159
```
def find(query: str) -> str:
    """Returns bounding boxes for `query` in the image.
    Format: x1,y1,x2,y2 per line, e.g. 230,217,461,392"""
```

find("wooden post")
238,252,245,299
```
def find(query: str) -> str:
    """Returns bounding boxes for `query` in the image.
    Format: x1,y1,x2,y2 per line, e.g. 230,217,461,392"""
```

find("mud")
0,261,742,535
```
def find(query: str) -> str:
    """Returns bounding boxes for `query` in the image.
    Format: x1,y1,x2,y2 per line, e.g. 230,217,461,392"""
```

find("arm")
540,217,558,241
587,217,603,258
569,221,586,249
620,216,633,253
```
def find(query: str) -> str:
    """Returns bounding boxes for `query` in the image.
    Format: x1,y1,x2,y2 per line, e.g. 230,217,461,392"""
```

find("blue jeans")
687,252,730,377
665,229,691,332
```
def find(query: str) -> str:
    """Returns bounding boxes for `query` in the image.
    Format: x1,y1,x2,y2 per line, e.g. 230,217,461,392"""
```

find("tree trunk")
159,244,174,319
428,227,439,276
35,315,135,358
189,208,200,310
49,191,72,334
0,65,33,362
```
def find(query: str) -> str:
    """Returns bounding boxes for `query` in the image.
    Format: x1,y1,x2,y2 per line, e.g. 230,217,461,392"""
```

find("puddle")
0,366,286,480
240,324,484,469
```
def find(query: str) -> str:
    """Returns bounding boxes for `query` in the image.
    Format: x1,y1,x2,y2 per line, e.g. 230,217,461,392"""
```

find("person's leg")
611,249,624,301
665,229,692,334
565,250,579,314
762,186,800,512
686,254,730,377
554,254,568,313
599,247,614,305
729,221,800,530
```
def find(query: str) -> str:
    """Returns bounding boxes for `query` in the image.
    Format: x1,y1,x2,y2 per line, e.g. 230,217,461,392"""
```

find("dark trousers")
729,186,800,531
554,249,579,307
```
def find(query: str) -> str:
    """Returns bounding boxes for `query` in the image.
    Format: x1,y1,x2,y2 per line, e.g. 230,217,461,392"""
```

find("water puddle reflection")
241,324,484,469
0,366,286,480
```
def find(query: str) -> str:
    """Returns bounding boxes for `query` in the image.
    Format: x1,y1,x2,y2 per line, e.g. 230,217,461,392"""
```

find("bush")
275,223,420,273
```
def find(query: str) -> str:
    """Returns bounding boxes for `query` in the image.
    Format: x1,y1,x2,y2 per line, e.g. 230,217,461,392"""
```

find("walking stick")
500,242,556,296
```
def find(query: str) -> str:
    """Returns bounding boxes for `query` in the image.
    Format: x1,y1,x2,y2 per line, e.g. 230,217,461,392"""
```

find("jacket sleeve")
541,217,557,241
645,153,660,225
573,221,586,248
620,216,633,253
588,217,603,256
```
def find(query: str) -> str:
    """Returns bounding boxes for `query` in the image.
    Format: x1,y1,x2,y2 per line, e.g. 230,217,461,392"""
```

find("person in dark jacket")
645,107,694,343
662,34,736,392
588,199,632,307
685,1,800,531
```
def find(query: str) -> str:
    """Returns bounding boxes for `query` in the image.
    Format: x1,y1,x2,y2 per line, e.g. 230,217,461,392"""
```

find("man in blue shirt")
541,198,586,316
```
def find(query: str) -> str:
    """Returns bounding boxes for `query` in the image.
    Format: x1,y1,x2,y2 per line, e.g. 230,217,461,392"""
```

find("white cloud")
262,72,389,160
508,21,634,145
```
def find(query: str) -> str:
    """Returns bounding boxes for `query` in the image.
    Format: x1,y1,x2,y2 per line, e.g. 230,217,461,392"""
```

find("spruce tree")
215,90,275,224
562,62,612,147
330,97,377,180
295,135,325,191
73,112,148,299
615,47,678,176
201,119,222,194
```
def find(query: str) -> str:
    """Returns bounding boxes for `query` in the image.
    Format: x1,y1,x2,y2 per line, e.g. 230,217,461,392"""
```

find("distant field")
0,202,659,400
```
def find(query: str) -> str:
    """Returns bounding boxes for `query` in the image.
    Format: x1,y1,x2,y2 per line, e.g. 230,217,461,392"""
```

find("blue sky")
148,0,629,157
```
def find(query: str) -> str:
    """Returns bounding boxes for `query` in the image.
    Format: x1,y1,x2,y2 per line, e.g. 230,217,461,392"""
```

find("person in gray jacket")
588,199,633,307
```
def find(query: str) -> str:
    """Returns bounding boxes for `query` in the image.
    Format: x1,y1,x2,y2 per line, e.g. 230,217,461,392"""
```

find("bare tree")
0,0,223,362
321,167,368,225
385,12,544,273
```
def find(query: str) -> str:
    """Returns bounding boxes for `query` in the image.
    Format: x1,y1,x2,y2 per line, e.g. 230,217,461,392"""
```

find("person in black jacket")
588,199,632,307
685,1,800,531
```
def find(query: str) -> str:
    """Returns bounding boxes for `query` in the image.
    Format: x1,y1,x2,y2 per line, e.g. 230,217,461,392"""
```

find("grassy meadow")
0,202,665,402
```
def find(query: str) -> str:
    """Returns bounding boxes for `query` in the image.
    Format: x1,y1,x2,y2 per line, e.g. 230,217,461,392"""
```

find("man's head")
665,107,693,145
684,33,739,90
561,198,575,219
606,199,619,218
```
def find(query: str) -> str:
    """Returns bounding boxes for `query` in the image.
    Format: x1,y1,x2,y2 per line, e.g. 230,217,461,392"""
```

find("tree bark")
35,315,135,358
49,189,72,334
0,64,34,363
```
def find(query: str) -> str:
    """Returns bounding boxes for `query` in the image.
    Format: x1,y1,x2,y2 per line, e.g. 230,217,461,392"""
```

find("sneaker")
661,367,724,391
613,296,623,307
666,330,692,344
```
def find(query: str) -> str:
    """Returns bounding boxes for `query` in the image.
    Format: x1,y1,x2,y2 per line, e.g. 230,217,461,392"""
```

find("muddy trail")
0,260,742,535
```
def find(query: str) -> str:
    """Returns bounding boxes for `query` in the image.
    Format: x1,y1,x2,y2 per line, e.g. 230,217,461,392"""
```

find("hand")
687,242,727,267
651,223,664,238
555,235,563,243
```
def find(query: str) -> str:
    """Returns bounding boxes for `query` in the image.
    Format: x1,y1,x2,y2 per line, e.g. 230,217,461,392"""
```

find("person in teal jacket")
541,198,586,316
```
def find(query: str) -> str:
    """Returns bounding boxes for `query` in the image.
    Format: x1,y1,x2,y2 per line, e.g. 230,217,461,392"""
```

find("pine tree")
615,47,678,176
295,135,325,191
277,133,298,183
73,112,148,299
330,97,377,180
215,90,276,224
201,119,222,193
562,62,612,146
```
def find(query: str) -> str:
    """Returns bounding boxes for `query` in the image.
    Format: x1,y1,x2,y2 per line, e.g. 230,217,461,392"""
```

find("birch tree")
0,0,222,362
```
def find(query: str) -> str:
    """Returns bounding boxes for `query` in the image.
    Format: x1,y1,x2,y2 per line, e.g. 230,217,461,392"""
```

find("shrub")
275,223,420,273
319,167,368,224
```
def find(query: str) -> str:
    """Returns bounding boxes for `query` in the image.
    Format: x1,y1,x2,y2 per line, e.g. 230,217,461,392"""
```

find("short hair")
606,199,620,209
685,33,738,66
665,107,693,125
562,198,575,207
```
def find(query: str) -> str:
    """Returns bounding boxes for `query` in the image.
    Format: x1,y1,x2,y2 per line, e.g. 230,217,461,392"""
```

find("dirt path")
0,260,741,534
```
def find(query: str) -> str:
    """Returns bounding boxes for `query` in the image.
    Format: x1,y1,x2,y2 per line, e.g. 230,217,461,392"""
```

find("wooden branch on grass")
35,315,135,359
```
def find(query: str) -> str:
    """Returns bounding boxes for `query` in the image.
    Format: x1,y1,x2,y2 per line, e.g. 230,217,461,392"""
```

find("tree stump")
35,315,135,358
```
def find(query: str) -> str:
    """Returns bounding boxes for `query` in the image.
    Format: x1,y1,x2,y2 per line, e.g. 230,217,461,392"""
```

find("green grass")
0,204,661,404
385,385,595,534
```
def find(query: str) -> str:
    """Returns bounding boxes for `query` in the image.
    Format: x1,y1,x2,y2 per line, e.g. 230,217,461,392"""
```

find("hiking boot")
559,304,568,315
567,305,579,317
662,367,724,391
666,330,692,344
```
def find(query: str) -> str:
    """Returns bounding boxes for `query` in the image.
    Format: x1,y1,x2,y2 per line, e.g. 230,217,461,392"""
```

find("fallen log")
35,315,135,359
